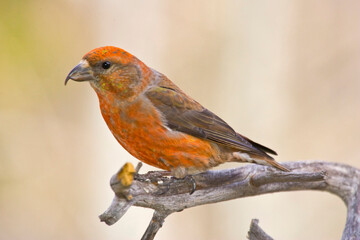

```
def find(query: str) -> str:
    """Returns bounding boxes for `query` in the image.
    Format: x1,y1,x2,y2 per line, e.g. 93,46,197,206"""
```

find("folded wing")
145,86,276,159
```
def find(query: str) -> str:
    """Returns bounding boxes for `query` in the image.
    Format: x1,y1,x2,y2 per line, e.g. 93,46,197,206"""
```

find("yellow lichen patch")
116,162,136,187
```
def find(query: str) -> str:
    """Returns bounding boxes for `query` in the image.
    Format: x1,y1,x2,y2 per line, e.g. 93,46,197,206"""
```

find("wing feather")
145,86,275,158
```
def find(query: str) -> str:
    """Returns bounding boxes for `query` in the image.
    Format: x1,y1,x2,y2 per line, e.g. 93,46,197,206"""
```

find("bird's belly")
100,99,216,171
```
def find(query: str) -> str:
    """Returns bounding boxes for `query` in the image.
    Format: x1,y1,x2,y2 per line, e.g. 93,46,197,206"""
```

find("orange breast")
98,94,216,171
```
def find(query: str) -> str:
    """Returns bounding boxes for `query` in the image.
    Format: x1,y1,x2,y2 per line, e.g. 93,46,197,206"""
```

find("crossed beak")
65,60,95,85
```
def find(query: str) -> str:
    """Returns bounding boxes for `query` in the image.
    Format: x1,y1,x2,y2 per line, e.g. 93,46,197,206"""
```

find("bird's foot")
171,167,197,194
152,167,197,195
183,175,196,195
154,174,197,195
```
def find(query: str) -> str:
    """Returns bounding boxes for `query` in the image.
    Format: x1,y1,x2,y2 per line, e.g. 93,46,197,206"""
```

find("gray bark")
99,161,360,240
248,219,273,240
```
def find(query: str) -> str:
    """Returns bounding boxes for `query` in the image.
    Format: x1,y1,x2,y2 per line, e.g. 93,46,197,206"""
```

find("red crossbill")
65,46,289,178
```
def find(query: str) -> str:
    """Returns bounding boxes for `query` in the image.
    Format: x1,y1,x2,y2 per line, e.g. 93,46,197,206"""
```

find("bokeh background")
1,0,359,239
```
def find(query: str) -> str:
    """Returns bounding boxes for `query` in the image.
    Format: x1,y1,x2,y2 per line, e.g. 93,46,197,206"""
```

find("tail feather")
257,158,290,172
236,133,277,156
233,152,290,172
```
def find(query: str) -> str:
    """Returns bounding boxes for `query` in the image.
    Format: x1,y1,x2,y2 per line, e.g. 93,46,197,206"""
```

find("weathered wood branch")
248,219,273,240
99,161,360,240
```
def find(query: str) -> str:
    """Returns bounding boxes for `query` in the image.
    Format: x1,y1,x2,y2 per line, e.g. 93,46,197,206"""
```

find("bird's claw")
184,175,197,195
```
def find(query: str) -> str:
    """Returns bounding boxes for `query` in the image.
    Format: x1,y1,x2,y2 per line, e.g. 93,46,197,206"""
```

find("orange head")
65,46,152,100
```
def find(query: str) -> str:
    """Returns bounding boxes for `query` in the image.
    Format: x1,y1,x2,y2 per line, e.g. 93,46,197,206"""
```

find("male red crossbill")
65,46,289,178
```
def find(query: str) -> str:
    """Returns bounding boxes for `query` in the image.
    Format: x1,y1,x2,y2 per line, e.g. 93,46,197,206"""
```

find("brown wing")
145,85,276,159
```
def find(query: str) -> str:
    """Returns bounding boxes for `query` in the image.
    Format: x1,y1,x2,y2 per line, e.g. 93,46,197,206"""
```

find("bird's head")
65,46,152,100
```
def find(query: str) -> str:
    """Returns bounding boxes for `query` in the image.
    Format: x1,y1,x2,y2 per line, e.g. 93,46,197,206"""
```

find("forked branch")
99,161,360,240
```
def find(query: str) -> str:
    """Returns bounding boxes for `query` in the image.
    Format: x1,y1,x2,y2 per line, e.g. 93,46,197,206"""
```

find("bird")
65,46,289,179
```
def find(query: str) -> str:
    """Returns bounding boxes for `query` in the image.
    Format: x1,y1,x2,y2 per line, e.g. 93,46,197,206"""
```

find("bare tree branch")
141,210,170,240
99,161,360,240
248,219,273,240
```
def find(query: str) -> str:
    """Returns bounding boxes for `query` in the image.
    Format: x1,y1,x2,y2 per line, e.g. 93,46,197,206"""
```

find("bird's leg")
184,175,196,195
171,167,197,195
151,158,174,195
154,180,171,196
150,162,197,195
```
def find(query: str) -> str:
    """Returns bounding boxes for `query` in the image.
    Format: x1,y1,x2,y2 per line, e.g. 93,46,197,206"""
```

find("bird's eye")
102,61,111,69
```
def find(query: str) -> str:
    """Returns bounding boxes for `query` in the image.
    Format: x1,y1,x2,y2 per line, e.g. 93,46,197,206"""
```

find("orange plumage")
65,46,289,177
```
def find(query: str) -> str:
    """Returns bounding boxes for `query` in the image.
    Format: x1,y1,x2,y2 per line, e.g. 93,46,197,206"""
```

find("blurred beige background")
1,0,359,239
